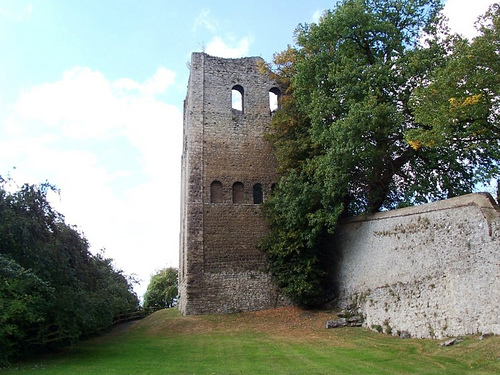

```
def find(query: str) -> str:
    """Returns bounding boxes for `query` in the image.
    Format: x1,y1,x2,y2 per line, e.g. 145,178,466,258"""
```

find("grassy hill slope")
3,307,500,374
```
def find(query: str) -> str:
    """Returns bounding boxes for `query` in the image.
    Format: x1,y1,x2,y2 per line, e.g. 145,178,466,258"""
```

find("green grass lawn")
2,308,499,374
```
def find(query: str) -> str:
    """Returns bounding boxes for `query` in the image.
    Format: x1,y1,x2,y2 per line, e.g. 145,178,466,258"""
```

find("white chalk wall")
334,193,500,339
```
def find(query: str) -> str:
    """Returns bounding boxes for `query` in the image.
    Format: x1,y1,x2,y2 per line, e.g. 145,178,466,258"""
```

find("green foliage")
0,254,54,366
0,178,139,365
289,0,466,211
143,268,178,309
409,3,500,183
260,168,342,307
260,0,499,306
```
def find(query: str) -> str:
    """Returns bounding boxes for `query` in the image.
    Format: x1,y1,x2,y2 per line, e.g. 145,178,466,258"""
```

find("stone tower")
178,53,287,315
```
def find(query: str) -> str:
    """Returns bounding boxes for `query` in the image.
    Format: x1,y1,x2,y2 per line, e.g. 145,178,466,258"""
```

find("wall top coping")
192,52,264,64
340,193,499,227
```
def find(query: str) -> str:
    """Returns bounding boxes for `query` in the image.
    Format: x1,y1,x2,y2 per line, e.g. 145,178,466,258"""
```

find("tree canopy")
143,267,178,309
260,0,500,306
408,3,500,184
0,178,139,365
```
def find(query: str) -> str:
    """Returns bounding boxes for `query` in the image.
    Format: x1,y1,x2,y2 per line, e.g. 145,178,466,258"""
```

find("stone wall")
178,53,288,315
178,53,499,338
332,193,500,339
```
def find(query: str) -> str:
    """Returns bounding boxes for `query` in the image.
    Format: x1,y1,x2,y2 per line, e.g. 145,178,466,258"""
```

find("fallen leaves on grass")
124,306,356,344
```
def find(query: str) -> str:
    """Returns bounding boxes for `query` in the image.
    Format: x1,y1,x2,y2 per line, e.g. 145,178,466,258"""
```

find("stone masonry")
333,193,500,339
178,53,288,314
178,53,500,339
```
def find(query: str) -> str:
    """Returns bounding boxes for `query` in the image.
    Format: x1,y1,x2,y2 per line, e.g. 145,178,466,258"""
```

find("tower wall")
178,53,288,314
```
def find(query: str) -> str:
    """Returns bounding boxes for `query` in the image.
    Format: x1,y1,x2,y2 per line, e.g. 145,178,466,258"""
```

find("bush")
0,179,139,365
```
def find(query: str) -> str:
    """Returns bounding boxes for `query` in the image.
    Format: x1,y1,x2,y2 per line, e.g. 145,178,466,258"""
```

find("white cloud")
443,0,496,39
312,9,324,24
14,68,121,139
12,66,178,141
1,66,183,298
114,67,175,97
205,36,252,58
0,2,33,22
192,8,218,33
142,68,176,96
190,7,252,58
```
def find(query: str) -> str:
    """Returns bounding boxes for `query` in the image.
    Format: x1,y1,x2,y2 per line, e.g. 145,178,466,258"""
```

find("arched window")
232,182,244,204
253,183,263,204
232,85,244,113
210,181,223,203
269,87,280,113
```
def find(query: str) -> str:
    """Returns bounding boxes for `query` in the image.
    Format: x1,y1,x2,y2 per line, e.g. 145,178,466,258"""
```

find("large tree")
408,3,500,185
260,0,498,306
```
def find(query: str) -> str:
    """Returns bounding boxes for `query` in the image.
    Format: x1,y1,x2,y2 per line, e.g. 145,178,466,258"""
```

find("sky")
0,0,496,299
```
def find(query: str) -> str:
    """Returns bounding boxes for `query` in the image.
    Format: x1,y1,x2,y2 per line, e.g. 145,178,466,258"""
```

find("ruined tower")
177,54,500,338
178,53,287,315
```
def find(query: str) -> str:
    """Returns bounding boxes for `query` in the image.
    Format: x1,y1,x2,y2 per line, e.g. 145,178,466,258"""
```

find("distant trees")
260,0,500,306
0,178,139,365
143,267,178,309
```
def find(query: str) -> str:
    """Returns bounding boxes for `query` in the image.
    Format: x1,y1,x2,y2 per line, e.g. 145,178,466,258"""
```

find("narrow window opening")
232,85,244,113
269,87,280,113
253,183,263,204
210,181,223,203
232,182,244,204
